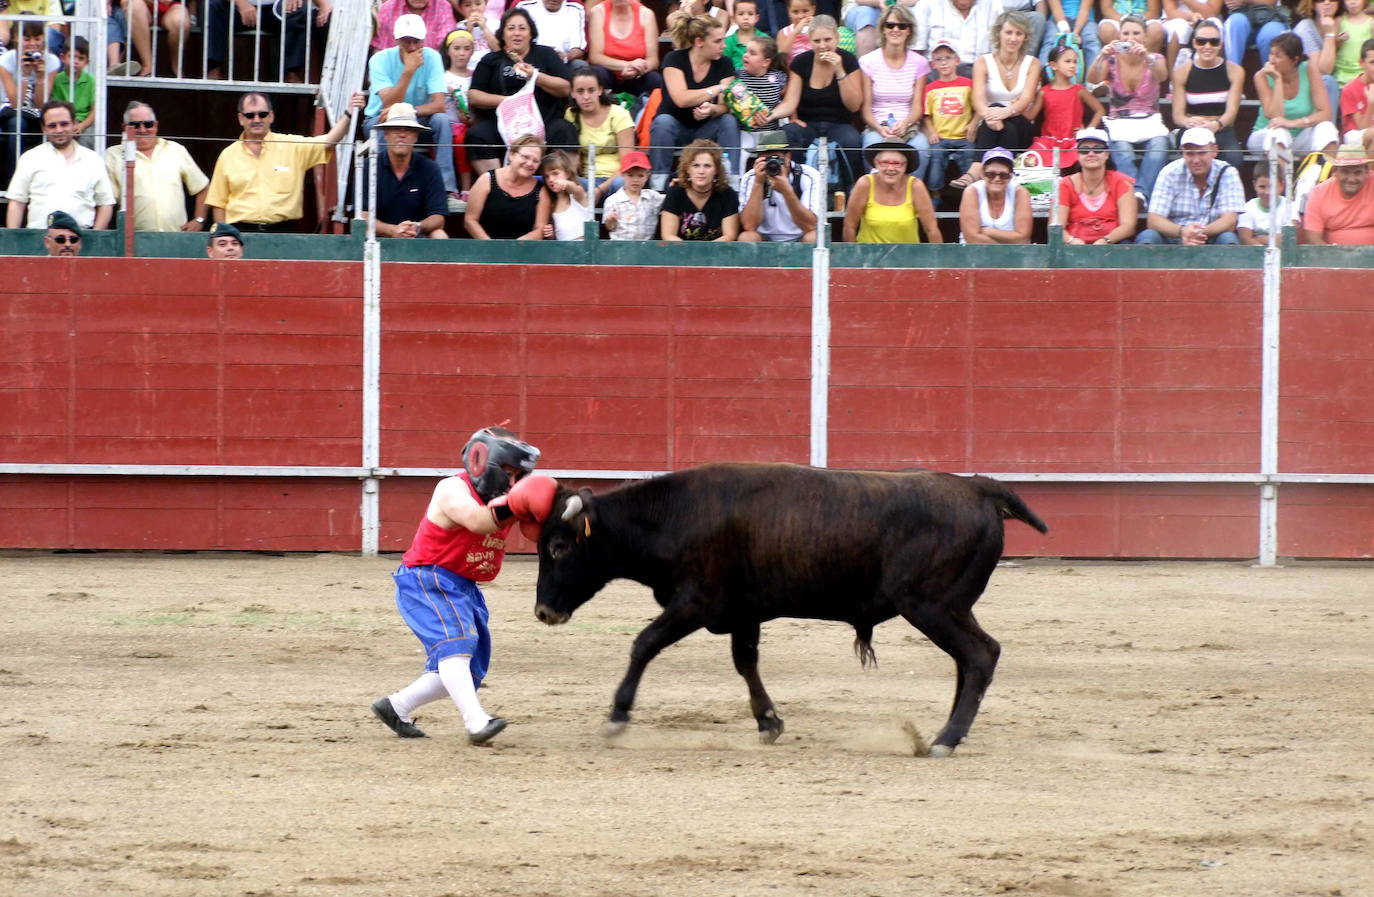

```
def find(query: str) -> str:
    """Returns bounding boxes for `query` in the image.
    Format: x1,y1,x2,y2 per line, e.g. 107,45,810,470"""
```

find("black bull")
532,462,1048,756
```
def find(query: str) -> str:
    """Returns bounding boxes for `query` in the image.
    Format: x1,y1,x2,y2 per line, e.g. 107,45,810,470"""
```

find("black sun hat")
864,141,920,174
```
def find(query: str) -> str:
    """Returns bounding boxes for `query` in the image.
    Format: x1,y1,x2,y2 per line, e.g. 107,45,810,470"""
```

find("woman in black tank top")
1169,20,1246,169
464,136,552,239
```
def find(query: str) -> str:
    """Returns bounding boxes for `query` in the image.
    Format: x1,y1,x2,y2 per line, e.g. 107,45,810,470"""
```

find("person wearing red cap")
602,150,664,239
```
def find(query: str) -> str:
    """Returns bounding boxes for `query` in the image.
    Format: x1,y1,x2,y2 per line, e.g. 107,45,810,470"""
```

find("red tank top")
1039,85,1083,140
401,473,513,582
602,1,646,63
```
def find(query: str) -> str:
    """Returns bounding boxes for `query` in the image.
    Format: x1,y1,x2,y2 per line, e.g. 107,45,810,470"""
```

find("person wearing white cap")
1135,125,1244,244
1301,142,1374,245
1057,127,1138,244
366,14,462,211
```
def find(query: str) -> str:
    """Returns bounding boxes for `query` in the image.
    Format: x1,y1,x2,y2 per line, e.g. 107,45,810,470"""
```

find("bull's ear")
575,487,597,539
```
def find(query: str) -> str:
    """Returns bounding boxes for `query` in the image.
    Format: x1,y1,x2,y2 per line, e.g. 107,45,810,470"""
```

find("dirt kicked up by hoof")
927,743,953,759
901,720,932,757
602,720,628,739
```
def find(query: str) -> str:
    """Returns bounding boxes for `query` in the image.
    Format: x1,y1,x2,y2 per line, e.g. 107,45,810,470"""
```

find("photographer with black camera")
738,129,824,243
1,18,59,188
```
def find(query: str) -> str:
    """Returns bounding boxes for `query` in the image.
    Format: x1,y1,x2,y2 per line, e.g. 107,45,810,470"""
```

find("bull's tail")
973,476,1050,534
853,624,877,669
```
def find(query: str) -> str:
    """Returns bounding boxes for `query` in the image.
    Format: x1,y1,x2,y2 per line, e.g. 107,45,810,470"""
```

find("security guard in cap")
206,222,244,259
44,211,83,257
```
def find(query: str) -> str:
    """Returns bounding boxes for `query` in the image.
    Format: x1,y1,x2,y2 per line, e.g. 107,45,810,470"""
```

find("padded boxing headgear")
461,427,540,502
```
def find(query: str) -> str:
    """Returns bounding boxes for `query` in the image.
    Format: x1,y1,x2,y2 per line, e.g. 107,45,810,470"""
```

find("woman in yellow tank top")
843,142,943,243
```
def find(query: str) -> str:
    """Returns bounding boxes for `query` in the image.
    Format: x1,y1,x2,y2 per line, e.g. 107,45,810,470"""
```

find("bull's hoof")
757,712,784,744
928,743,954,758
601,719,628,739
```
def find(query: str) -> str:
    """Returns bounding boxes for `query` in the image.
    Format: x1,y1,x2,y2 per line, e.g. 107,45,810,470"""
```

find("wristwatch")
194,216,206,224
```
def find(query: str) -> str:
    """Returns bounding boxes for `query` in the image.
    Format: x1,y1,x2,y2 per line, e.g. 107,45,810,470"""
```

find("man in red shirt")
371,426,555,745
1302,143,1374,246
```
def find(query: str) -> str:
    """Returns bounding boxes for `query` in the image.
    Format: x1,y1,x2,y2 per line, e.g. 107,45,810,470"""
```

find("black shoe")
468,717,506,745
371,697,426,738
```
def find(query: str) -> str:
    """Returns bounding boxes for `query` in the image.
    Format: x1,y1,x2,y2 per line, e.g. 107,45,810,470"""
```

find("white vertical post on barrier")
360,140,382,555
1257,139,1289,566
810,138,831,468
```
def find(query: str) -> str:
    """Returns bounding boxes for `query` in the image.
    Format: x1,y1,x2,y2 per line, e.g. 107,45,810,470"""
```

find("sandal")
950,173,974,189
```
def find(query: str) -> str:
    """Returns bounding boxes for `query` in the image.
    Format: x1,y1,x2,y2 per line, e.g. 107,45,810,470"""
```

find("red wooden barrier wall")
2,259,1370,557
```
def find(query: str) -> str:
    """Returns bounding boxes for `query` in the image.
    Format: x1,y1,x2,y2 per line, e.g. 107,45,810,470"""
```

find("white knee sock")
437,656,491,734
388,671,447,722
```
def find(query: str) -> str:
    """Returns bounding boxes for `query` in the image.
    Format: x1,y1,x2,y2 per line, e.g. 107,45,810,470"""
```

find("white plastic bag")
496,68,545,147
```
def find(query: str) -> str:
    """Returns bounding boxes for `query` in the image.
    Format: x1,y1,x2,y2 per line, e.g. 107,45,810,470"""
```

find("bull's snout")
534,604,569,626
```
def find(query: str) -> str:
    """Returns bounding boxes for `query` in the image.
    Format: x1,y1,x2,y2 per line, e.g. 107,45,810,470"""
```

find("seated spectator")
725,0,768,70
1159,0,1219,67
206,221,246,258
734,36,788,132
541,149,594,238
774,15,864,190
738,129,824,242
1027,42,1104,168
858,6,930,156
109,0,152,78
6,101,115,230
959,147,1032,242
1057,127,1138,243
206,0,329,82
587,0,663,94
1040,0,1101,73
0,20,59,186
1135,126,1244,244
1301,141,1374,243
1170,19,1245,170
104,101,211,233
603,150,666,240
369,103,450,238
918,39,978,189
43,210,81,257
1088,15,1168,201
914,0,1004,75
466,8,577,177
1334,0,1371,86
973,11,1042,154
366,15,460,208
1220,0,1287,68
0,2,64,56
154,0,192,77
51,38,96,148
659,138,741,240
372,0,458,51
565,70,634,201
649,15,739,190
1098,0,1165,53
1291,0,1340,111
842,140,942,242
777,0,818,62
1238,160,1295,243
464,133,551,239
845,0,921,57
516,0,588,68
1338,37,1374,145
1249,32,1340,156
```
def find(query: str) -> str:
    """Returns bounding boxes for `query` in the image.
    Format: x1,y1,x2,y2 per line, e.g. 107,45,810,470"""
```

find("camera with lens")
763,154,785,177
25,51,43,63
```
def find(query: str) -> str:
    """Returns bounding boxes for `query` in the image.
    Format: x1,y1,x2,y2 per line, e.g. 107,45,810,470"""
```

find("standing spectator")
1170,19,1245,170
919,39,979,189
1340,38,1374,144
206,0,331,82
366,14,461,210
587,0,663,94
1088,15,1168,201
1301,142,1374,243
738,129,823,242
1334,0,1372,86
1219,0,1287,67
43,210,81,256
1098,0,1165,53
369,103,450,238
649,15,739,190
842,140,942,242
516,0,588,68
972,10,1043,152
915,0,1006,75
50,38,97,148
465,8,576,176
541,149,594,238
1057,127,1138,243
1159,0,1219,66
1237,160,1294,243
603,150,665,240
1,20,59,187
104,101,211,233
372,0,458,51
773,15,864,190
1135,126,1244,244
205,90,365,232
659,138,741,240
6,101,114,230
464,133,552,239
206,221,246,258
858,6,930,156
565,70,634,201
959,146,1032,242
1248,31,1339,155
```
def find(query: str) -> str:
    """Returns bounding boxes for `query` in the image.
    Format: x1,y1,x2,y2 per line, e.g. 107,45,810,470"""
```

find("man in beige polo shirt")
104,100,211,232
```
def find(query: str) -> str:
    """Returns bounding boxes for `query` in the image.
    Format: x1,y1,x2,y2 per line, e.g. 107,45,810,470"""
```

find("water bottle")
884,112,897,135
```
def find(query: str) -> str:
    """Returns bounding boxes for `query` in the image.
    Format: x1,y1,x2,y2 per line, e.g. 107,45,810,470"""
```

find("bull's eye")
549,539,570,561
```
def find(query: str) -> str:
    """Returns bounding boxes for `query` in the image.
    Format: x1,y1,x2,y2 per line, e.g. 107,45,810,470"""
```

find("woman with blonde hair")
972,10,1043,152
858,5,930,157
770,15,864,189
659,138,741,240
649,15,741,190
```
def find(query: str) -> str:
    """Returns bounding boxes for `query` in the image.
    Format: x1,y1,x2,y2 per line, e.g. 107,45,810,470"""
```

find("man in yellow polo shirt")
105,100,211,233
206,90,365,233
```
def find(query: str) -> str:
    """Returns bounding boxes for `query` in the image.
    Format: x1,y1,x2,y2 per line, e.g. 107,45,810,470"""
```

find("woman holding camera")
1088,14,1169,201
0,21,60,186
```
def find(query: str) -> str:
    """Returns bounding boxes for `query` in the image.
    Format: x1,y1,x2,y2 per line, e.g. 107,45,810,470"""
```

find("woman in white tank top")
972,10,1042,154
959,149,1033,243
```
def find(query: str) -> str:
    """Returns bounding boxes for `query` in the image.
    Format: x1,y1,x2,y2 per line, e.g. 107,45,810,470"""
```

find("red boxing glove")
507,474,558,524
519,520,543,542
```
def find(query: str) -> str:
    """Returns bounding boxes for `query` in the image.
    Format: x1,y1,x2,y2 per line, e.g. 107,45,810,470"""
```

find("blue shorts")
392,564,491,684
844,4,881,31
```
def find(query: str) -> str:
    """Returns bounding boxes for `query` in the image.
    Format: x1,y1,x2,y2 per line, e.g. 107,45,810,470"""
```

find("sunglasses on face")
1193,35,1220,46
240,110,271,120
49,234,81,244
984,170,1012,181
882,21,911,29
127,120,156,129
1079,146,1108,154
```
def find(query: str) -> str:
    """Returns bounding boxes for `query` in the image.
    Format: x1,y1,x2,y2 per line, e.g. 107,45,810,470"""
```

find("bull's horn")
561,495,583,521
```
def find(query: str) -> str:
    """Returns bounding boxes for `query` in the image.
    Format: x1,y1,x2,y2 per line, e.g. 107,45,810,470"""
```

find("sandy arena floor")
0,551,1370,897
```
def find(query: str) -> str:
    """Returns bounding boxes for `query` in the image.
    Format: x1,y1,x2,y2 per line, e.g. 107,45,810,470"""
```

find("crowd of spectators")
4,0,1374,245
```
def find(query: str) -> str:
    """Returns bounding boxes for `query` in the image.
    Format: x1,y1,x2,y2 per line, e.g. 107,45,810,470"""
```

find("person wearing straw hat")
43,210,82,257
842,139,942,242
738,129,824,243
206,221,245,259
368,102,450,238
1301,142,1374,244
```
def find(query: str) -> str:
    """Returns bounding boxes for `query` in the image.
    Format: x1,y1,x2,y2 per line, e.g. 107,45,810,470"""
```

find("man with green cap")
44,211,82,257
738,129,824,244
206,222,245,259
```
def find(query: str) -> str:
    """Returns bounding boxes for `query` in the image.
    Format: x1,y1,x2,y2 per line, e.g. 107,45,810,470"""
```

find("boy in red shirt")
1339,39,1374,152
